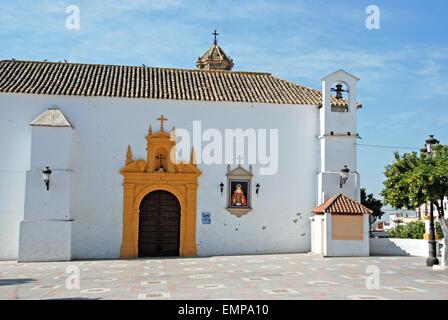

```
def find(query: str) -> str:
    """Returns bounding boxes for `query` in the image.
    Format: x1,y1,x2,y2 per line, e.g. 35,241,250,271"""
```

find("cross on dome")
212,30,219,45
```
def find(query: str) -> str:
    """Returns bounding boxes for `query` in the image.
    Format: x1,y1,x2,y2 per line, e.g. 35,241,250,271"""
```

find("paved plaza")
0,254,447,300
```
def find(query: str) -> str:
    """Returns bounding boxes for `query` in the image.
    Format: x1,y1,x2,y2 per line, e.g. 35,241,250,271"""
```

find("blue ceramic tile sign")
202,212,211,224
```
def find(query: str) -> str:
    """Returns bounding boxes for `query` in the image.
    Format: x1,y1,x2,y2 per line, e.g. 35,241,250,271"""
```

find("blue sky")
1,0,447,199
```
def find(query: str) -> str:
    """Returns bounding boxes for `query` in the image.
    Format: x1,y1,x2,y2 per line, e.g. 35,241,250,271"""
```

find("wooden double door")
138,190,180,257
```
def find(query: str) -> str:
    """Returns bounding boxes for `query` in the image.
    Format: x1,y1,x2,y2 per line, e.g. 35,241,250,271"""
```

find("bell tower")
317,70,361,204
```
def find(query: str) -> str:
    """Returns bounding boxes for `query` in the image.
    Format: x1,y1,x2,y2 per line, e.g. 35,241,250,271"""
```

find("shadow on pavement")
45,297,102,300
0,278,35,286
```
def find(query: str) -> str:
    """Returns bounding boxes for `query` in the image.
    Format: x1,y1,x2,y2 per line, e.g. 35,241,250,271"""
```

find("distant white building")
417,198,447,240
416,197,448,220
389,210,419,229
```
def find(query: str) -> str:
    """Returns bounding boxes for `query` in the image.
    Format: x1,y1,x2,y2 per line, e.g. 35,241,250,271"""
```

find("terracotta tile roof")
312,194,372,215
0,60,348,106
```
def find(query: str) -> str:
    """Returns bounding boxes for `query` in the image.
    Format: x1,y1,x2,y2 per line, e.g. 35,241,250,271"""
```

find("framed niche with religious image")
225,165,253,217
229,180,250,208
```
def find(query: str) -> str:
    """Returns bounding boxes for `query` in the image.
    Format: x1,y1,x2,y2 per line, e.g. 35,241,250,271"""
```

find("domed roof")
196,31,234,71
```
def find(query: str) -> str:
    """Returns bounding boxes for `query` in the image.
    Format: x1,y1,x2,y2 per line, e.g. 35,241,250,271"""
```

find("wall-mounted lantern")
256,183,261,196
339,165,350,188
220,182,224,195
42,166,52,191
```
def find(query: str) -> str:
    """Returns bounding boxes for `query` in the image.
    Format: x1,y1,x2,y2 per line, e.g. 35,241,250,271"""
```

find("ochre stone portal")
120,116,201,259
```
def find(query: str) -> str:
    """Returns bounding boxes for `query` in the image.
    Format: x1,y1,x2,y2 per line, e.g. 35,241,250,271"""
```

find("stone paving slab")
0,254,447,300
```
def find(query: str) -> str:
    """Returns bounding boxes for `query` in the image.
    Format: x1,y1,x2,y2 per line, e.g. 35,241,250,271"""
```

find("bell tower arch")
318,70,361,204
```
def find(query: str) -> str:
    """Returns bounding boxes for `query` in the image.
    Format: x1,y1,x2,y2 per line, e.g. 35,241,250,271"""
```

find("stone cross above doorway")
157,114,168,132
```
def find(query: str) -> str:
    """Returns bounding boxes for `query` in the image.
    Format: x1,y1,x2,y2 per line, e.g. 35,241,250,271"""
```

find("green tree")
388,220,426,239
382,151,420,210
361,188,384,231
381,144,448,266
388,220,442,239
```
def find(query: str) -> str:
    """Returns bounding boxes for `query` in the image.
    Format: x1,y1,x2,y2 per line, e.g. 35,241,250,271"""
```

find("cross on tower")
212,30,219,45
157,114,168,131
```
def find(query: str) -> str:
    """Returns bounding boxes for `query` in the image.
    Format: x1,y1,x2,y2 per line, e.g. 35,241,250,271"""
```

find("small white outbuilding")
310,193,372,257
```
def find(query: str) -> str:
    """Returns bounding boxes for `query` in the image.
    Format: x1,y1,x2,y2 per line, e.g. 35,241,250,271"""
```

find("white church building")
0,38,371,262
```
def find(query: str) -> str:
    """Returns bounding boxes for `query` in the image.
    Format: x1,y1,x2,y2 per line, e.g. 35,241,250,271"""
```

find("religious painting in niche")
229,180,249,208
225,164,253,217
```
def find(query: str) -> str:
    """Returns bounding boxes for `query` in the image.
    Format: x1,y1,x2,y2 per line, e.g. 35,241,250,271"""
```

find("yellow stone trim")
423,233,440,240
120,119,201,259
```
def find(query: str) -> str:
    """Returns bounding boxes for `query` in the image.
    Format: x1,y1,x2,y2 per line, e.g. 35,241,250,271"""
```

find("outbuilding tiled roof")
0,60,347,106
312,194,372,215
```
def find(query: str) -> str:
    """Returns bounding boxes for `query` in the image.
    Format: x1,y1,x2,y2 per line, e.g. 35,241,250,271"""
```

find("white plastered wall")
18,126,73,262
0,93,320,260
